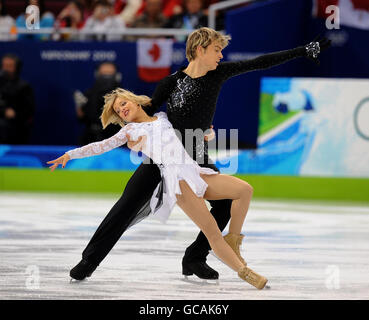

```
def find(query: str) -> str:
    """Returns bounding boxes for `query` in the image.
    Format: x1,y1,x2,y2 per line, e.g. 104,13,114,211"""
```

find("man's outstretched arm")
218,35,331,80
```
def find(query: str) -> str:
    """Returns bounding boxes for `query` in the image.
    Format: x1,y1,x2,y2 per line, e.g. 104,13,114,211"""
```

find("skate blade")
69,278,89,284
181,275,219,286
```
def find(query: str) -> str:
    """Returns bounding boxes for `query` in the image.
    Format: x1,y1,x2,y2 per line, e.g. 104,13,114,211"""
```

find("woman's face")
198,41,224,71
113,97,141,123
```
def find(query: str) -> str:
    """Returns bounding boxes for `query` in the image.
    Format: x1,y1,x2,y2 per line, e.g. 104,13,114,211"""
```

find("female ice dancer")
48,88,267,289
60,27,330,283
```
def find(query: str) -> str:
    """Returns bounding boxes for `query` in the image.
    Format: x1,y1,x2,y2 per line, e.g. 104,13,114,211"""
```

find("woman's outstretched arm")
66,126,129,160
47,126,130,171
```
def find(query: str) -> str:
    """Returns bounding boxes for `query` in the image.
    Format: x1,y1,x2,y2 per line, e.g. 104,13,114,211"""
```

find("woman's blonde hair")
100,88,151,129
186,27,231,62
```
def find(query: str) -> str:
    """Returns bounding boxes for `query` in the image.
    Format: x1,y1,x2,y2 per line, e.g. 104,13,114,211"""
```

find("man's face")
1,57,17,77
198,41,224,70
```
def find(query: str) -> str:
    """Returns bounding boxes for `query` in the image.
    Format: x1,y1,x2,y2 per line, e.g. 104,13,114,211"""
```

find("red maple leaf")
148,43,161,62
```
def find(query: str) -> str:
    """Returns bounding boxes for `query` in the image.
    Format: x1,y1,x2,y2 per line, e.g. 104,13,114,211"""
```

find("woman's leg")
201,174,253,235
182,163,231,272
176,180,244,273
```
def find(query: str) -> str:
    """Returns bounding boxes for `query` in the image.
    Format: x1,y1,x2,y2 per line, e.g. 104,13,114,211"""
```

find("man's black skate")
182,259,219,280
70,259,98,281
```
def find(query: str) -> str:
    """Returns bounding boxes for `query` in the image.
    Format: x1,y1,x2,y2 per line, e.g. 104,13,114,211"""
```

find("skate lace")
237,235,245,248
239,267,257,283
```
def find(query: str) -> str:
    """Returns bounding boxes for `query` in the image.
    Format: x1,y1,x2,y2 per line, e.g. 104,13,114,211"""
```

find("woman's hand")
47,153,70,172
204,125,215,142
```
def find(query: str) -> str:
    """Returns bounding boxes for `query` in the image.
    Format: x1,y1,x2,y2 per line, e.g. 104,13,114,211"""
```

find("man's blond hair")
186,27,231,62
100,88,151,129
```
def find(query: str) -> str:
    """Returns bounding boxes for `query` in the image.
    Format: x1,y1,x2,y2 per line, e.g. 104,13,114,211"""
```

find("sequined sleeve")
143,75,176,117
218,46,306,80
66,126,128,159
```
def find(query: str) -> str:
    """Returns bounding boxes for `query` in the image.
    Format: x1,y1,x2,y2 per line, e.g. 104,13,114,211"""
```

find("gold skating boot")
238,265,268,290
224,233,247,266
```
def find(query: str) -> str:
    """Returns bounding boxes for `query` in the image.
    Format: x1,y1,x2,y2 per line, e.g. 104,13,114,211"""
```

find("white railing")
12,27,194,36
0,0,258,38
208,0,254,30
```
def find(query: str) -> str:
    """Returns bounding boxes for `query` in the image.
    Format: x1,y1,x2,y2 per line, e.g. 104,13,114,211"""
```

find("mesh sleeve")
66,126,129,159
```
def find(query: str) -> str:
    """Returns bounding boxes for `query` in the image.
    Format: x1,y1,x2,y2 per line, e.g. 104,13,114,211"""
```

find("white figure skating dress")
66,112,218,223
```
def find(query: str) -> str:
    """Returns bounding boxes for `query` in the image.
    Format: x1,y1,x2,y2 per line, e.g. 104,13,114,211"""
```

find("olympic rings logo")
354,97,369,141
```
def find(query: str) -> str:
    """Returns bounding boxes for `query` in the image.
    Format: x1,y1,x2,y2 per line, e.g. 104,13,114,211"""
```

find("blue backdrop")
0,0,368,148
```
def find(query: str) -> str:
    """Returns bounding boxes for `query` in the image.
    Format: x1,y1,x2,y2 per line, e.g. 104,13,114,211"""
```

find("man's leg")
70,161,161,280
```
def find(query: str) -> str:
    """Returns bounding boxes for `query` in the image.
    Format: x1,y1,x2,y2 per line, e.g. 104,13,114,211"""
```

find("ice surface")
0,191,368,300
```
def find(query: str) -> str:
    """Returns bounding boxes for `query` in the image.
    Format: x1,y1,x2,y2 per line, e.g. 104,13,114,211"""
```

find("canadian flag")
313,0,369,30
137,38,173,82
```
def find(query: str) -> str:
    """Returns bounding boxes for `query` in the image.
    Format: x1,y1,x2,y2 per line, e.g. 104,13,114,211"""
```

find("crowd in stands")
0,0,232,145
0,0,226,41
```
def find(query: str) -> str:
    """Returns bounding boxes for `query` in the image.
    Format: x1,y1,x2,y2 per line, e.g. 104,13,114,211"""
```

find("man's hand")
204,125,215,142
305,34,331,66
127,134,147,152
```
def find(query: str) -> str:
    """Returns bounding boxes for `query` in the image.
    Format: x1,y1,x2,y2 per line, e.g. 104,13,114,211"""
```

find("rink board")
1,168,369,203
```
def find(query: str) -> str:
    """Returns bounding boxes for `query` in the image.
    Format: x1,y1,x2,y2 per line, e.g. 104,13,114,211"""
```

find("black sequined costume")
146,46,307,163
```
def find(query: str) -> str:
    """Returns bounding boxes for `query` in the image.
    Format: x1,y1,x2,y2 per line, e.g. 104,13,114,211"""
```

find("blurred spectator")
116,0,143,26
56,0,85,28
164,0,207,29
53,0,89,40
162,0,183,17
0,0,15,41
15,0,55,41
73,61,122,145
164,0,207,41
0,53,35,145
81,0,126,41
126,0,167,40
79,0,95,22
131,0,167,28
134,0,182,19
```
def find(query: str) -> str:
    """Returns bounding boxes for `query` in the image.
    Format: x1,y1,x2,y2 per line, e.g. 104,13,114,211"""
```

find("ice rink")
0,191,368,300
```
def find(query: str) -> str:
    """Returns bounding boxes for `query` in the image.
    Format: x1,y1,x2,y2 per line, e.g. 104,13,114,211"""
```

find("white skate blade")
69,278,89,284
181,275,219,286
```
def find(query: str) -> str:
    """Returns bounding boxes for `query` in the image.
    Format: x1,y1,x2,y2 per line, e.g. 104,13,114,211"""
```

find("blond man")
69,27,330,281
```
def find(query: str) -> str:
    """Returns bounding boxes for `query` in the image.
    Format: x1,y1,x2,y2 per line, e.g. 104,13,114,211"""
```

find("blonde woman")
48,88,267,289
62,27,330,283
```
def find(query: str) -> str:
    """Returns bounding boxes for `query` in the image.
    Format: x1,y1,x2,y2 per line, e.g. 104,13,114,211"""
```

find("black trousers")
82,160,232,266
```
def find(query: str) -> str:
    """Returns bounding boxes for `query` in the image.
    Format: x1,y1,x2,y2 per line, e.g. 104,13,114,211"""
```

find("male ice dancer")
70,28,330,281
